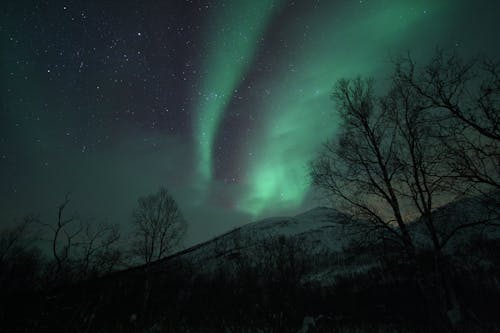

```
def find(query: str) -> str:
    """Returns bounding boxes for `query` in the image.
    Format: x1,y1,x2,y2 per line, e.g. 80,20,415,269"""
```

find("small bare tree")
132,187,187,264
76,221,121,279
39,194,124,283
0,215,42,293
39,194,83,275
0,215,37,265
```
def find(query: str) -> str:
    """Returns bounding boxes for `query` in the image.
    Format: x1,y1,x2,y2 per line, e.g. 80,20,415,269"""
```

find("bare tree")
37,194,124,283
132,187,187,264
311,61,499,330
0,215,37,265
311,78,417,255
76,221,121,278
39,194,83,275
393,50,500,249
393,50,500,192
0,215,42,291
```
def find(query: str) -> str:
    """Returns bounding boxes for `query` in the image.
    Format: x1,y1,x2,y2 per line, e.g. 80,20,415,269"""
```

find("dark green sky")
1,0,499,244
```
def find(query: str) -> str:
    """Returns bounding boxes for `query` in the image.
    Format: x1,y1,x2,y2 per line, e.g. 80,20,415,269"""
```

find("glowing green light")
195,0,283,180
237,0,448,216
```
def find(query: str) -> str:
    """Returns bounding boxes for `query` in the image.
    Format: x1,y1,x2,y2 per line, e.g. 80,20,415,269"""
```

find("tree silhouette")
311,51,499,330
36,194,124,283
0,215,37,265
393,50,500,192
76,221,122,279
38,194,82,276
0,215,42,293
131,187,187,264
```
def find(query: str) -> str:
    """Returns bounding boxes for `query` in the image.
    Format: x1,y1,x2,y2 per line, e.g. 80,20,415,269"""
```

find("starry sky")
1,0,499,245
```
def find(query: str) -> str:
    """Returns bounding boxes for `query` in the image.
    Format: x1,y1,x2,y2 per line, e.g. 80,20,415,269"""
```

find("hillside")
3,198,500,332
144,206,377,285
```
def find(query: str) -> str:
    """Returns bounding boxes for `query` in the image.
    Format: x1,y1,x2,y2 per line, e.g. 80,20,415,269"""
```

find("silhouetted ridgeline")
1,196,499,332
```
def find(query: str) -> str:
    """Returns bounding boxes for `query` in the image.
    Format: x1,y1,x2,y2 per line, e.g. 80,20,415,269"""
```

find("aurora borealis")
1,0,499,244
195,0,281,182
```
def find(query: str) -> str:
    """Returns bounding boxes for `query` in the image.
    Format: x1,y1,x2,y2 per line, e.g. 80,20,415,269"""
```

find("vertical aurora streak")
195,0,282,180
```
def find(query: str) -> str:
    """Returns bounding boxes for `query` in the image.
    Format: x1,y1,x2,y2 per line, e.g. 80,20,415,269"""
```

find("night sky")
1,0,499,244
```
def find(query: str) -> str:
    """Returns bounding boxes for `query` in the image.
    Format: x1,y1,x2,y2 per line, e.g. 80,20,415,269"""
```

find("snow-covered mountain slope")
169,207,349,261
150,195,499,285
149,207,376,285
410,194,500,251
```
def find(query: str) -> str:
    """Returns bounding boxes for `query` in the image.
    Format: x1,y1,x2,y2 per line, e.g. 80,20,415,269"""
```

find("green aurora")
2,0,498,243
195,0,283,181
197,0,452,217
